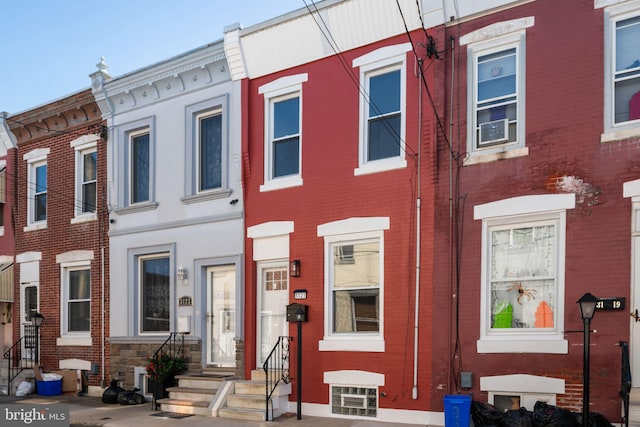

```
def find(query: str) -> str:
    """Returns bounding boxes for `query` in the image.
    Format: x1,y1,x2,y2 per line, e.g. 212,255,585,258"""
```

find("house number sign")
178,296,193,307
595,297,625,311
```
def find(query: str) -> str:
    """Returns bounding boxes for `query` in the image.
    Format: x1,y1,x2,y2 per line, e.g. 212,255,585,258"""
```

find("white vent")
479,119,508,145
342,394,367,409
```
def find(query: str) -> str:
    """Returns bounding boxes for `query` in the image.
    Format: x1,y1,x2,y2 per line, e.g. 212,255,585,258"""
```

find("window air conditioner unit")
479,119,508,146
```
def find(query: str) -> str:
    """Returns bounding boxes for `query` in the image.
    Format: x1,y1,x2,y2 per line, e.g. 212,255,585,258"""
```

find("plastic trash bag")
117,388,145,405
15,381,34,397
501,407,534,427
573,411,614,427
471,400,505,427
102,379,124,404
533,401,579,427
42,373,63,381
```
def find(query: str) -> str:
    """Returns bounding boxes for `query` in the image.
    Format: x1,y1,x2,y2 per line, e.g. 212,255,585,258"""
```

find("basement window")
331,386,377,418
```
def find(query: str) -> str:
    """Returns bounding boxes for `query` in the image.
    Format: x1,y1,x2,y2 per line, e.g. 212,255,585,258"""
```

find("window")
602,1,640,137
81,151,97,213
460,17,533,162
318,217,389,352
474,194,574,354
353,44,410,175
183,97,230,202
71,134,100,221
139,254,170,334
115,118,156,213
24,148,50,229
259,74,307,192
65,267,90,333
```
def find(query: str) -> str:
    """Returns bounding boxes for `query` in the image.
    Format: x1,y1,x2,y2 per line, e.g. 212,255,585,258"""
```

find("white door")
205,265,236,366
20,282,38,360
257,262,289,366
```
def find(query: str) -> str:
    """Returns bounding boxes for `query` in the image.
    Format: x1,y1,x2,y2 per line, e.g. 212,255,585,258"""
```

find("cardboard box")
52,370,78,392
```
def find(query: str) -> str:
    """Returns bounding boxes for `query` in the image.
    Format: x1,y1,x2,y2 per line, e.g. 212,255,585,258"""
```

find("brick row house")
4,90,109,394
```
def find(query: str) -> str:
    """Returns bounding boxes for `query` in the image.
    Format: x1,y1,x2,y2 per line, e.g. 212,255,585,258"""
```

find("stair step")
157,398,210,416
201,367,237,378
235,379,291,396
218,406,266,421
227,393,269,410
174,375,225,389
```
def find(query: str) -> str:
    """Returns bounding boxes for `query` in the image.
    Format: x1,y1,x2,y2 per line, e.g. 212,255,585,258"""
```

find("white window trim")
461,17,533,162
71,135,99,223
353,44,410,176
57,255,92,345
601,0,640,141
474,194,574,354
482,374,564,409
318,217,389,352
24,148,49,231
259,74,307,192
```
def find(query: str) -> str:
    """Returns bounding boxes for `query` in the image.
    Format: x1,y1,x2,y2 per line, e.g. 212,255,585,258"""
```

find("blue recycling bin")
444,394,471,427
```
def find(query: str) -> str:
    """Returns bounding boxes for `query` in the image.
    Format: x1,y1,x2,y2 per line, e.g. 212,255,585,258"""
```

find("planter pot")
149,375,175,410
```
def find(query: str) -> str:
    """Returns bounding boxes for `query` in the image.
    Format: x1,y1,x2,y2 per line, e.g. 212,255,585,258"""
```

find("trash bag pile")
102,379,144,405
471,400,613,427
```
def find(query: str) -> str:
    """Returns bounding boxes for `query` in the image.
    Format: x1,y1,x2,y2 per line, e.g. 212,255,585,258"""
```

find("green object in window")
493,300,512,328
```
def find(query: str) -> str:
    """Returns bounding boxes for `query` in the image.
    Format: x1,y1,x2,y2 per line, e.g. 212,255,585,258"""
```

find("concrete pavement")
0,393,418,427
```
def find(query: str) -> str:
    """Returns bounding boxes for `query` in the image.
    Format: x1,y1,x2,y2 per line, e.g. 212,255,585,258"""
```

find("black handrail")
149,332,185,410
3,325,38,395
263,336,292,421
620,341,631,427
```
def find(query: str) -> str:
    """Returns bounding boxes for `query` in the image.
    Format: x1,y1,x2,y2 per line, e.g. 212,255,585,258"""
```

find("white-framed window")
474,194,574,354
138,253,171,334
353,43,410,176
115,118,156,213
317,217,389,352
71,135,99,222
24,148,50,230
183,96,230,203
63,265,91,335
259,74,307,192
602,0,640,139
460,17,533,163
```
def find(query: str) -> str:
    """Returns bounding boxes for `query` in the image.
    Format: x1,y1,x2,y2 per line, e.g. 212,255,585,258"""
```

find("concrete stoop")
628,387,640,426
157,372,229,416
0,359,35,396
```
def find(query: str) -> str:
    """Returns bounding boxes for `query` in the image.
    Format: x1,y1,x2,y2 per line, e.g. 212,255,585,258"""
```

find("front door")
205,265,236,366
20,282,38,360
257,262,289,366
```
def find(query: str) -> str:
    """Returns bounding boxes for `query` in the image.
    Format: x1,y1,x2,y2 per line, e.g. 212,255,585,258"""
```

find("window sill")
113,202,159,215
465,147,529,165
24,222,47,232
477,338,568,354
354,158,407,176
601,126,640,143
71,213,97,224
260,176,303,192
57,336,92,346
181,188,233,204
319,337,385,352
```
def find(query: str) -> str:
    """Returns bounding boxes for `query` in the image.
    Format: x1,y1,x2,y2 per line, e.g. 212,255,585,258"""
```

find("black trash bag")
117,388,145,405
533,401,579,427
471,400,505,427
501,407,534,427
102,379,124,404
572,411,614,427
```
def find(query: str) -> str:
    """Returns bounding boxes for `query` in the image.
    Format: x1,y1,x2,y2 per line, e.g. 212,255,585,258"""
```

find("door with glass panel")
20,282,38,360
206,265,236,366
257,262,289,366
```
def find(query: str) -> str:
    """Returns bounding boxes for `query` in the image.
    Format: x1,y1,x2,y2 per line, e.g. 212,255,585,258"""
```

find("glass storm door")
206,265,236,366
257,262,289,366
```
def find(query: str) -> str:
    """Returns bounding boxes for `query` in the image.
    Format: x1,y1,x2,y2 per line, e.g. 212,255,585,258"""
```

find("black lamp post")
295,306,304,421
31,312,45,365
577,293,598,427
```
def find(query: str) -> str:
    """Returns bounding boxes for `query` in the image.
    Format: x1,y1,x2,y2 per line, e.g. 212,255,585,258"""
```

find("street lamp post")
31,312,45,365
577,293,598,427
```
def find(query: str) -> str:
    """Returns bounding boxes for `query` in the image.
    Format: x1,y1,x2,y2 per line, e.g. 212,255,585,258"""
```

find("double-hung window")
259,74,307,192
318,217,389,352
131,130,149,204
353,44,410,175
601,0,640,138
474,194,575,354
71,134,99,222
460,17,533,162
65,267,91,334
24,148,49,230
183,97,230,202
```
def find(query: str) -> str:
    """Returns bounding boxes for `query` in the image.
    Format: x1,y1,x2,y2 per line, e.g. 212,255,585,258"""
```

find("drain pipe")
101,245,105,388
412,57,424,400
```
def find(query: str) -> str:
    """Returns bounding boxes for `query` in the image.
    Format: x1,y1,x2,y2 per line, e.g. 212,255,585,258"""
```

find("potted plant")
146,352,186,405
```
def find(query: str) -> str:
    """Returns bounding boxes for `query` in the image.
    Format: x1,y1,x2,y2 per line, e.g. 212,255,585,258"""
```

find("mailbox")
287,303,308,322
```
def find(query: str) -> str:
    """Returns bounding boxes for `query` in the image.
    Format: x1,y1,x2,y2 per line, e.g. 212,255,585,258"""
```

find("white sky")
0,0,304,114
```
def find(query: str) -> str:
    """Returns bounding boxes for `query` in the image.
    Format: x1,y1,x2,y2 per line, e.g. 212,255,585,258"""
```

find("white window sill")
601,126,640,143
465,147,529,165
24,222,47,232
319,337,385,352
354,158,407,176
181,188,233,204
71,213,97,224
57,336,92,346
0,226,4,236
260,176,303,192
113,201,159,215
477,338,568,354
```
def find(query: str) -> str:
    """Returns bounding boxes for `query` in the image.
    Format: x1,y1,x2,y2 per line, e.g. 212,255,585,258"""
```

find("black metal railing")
263,336,292,421
3,325,38,395
151,332,185,362
620,341,631,427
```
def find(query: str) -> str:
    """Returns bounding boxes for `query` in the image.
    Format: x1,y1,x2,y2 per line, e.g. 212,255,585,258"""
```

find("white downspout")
101,245,105,388
412,58,423,400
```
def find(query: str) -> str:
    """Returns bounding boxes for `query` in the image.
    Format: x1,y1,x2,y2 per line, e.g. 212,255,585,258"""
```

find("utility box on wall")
286,303,308,322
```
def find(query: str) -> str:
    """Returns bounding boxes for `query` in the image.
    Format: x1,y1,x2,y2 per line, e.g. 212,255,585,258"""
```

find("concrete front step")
227,393,271,410
165,386,217,401
218,406,266,422
235,379,291,396
156,398,210,416
174,374,224,390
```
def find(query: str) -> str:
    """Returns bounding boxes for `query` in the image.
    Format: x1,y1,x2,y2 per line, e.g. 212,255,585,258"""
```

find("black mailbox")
286,303,308,322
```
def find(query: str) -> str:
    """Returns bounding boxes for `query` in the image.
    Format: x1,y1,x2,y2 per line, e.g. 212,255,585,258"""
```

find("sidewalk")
0,393,414,427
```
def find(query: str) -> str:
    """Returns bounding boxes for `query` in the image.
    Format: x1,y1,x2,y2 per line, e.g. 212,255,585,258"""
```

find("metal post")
34,324,40,365
583,317,590,427
297,320,302,420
